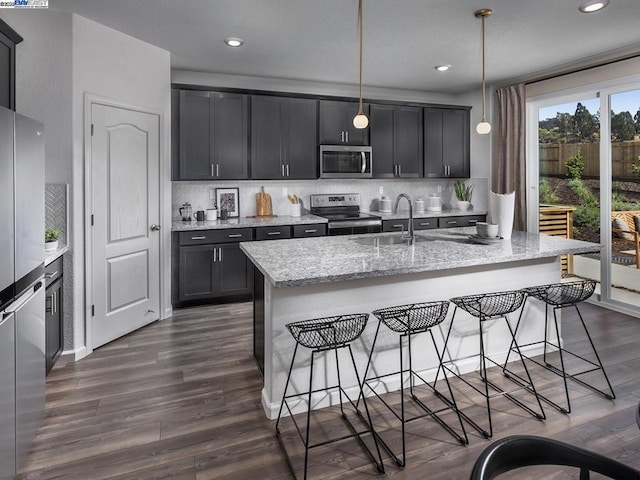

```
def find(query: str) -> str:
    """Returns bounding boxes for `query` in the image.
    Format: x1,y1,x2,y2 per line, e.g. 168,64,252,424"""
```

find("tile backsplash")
45,183,68,245
172,178,489,220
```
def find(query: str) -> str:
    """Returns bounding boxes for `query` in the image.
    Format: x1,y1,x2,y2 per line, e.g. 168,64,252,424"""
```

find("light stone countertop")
373,208,487,220
240,228,601,288
172,214,327,231
44,244,68,266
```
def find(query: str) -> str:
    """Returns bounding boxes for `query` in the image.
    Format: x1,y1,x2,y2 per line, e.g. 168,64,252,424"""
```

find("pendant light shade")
475,8,492,135
353,0,368,129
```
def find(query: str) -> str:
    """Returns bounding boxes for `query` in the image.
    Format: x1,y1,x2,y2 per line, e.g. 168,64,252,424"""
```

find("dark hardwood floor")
18,301,640,479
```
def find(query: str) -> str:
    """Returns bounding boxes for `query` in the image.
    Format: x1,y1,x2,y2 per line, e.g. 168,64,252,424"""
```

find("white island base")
259,257,558,420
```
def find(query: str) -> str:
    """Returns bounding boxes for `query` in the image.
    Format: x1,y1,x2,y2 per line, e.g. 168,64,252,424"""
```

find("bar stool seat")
436,290,546,439
275,313,384,480
360,301,468,468
503,280,615,414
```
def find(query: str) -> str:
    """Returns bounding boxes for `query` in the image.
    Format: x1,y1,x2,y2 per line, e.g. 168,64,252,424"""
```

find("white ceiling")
51,0,640,94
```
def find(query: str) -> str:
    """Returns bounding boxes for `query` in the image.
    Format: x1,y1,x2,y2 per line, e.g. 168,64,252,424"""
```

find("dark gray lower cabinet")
174,229,254,307
383,215,485,233
45,257,63,376
437,215,485,228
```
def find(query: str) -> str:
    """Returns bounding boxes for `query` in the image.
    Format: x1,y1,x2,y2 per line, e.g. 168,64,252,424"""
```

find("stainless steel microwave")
319,145,372,178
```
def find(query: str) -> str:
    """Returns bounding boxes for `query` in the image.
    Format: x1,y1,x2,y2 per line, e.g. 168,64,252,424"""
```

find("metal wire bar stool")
357,301,468,468
435,290,546,439
275,313,384,480
503,280,615,414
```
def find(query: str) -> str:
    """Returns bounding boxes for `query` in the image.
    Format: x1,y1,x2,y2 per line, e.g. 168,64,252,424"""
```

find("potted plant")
454,181,473,210
45,228,59,252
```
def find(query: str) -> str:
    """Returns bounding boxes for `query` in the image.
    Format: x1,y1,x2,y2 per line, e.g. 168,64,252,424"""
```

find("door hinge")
91,305,95,316
91,124,94,136
91,214,94,226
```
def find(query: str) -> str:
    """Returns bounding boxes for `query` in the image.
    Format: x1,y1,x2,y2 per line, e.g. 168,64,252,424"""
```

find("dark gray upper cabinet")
424,107,470,178
175,90,249,180
251,96,317,179
371,104,423,178
319,100,369,145
0,18,22,111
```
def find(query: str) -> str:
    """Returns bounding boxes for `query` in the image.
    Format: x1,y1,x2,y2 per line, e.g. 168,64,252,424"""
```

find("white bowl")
476,222,499,238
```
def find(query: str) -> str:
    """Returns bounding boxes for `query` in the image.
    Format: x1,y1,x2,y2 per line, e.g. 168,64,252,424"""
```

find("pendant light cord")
358,0,364,114
481,14,486,122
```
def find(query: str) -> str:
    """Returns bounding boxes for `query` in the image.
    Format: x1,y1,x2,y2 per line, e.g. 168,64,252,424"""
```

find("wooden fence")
540,140,640,178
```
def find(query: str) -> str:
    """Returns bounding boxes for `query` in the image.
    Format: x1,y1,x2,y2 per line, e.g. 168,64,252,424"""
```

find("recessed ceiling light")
578,0,610,13
224,37,244,47
435,65,451,72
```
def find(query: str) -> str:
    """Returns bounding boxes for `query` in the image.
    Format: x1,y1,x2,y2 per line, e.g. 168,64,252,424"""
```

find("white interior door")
90,103,160,348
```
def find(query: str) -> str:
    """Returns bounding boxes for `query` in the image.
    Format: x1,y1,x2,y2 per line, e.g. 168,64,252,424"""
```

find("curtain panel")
493,83,527,231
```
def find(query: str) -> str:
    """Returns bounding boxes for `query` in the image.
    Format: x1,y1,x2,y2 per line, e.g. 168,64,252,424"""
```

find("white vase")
45,240,58,252
489,192,515,239
457,200,470,211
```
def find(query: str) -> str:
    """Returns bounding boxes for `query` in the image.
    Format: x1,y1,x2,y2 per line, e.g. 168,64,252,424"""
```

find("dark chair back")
470,435,640,480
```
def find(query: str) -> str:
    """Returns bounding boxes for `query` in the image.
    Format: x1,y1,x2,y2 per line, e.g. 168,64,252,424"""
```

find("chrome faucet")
395,193,414,245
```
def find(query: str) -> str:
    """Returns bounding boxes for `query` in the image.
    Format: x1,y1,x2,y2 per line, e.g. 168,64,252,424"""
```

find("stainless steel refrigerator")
0,105,45,480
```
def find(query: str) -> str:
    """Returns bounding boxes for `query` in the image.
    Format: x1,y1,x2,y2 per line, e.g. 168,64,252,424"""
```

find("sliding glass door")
529,82,640,312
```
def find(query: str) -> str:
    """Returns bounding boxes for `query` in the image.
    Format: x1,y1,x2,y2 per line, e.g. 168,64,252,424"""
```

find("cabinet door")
443,109,470,178
286,98,318,179
424,108,445,178
370,104,395,178
179,90,214,179
394,106,423,177
215,243,253,297
251,96,284,179
212,93,249,179
319,100,368,145
178,245,215,303
382,219,410,232
45,279,62,375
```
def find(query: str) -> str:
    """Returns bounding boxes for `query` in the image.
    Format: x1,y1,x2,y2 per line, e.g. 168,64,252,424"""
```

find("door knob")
150,224,161,231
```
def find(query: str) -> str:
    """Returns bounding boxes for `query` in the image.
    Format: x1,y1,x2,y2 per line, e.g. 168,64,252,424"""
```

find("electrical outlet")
209,188,215,200
378,186,384,195
282,187,288,197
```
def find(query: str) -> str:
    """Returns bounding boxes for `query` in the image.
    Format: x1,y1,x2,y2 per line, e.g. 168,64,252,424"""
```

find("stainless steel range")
310,193,382,236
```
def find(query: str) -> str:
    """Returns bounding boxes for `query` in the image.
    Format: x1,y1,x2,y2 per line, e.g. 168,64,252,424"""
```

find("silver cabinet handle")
346,131,349,143
361,152,366,174
447,221,457,224
393,224,404,229
45,271,58,279
53,290,57,314
419,222,432,226
281,164,285,177
286,163,290,177
267,231,281,236
216,164,220,177
210,163,215,176
150,224,161,231
218,247,223,262
398,164,402,176
191,235,206,240
304,229,317,233
227,233,243,238
468,219,478,224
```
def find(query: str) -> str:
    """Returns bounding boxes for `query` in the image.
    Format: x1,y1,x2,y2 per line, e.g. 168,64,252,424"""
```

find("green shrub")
565,151,585,179
632,156,640,177
539,179,559,204
572,206,600,238
568,178,598,207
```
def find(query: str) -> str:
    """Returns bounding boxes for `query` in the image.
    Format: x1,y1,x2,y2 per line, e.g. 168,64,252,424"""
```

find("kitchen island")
240,228,600,419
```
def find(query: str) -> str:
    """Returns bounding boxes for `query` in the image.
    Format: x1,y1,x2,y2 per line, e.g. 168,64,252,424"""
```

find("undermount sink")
351,235,429,246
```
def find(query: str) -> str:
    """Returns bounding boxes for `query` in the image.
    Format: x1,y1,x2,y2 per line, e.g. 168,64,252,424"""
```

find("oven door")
320,145,372,178
328,220,381,236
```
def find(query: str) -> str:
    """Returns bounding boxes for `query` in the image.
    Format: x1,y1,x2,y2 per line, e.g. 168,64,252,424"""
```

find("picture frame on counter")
216,187,240,218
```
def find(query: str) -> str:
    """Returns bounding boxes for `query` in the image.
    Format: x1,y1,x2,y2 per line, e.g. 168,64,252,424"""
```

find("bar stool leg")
551,305,572,413
572,304,616,400
478,318,494,437
276,342,299,431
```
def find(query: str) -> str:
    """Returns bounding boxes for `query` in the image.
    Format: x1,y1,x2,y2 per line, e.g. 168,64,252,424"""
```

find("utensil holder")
290,203,301,217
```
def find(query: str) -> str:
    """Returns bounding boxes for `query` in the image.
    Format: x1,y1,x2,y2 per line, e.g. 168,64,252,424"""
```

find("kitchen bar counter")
171,214,326,231
246,229,601,420
240,228,599,288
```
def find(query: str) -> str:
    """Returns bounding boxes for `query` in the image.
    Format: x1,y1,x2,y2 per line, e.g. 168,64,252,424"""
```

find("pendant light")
475,8,492,135
353,0,368,129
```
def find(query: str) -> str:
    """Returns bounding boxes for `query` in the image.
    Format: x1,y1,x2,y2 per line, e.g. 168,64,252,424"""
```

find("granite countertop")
44,244,68,266
373,208,487,220
172,214,328,231
240,228,601,288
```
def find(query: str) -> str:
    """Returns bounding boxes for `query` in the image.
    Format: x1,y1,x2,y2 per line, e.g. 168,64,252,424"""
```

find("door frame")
84,94,168,355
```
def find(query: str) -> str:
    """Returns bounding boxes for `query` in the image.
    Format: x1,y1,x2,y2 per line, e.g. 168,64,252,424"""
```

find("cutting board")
256,186,273,217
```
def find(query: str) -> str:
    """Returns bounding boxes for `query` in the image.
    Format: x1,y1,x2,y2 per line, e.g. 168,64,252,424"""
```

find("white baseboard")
61,345,88,362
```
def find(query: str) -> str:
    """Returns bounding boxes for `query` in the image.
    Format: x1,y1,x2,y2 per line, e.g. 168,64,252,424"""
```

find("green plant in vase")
454,181,473,210
45,228,59,252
